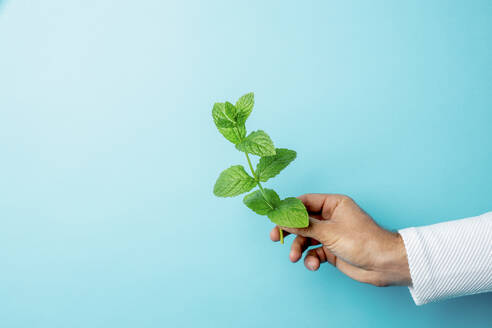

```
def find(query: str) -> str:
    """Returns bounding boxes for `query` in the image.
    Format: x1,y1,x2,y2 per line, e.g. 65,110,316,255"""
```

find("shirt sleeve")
398,211,492,306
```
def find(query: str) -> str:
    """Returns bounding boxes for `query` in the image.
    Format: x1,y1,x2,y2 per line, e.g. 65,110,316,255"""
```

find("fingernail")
308,260,315,270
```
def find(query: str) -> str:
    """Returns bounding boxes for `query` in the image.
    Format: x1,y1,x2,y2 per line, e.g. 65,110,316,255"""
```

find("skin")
270,194,412,287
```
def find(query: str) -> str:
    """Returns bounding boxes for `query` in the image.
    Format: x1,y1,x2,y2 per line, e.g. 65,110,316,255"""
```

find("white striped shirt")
399,211,492,305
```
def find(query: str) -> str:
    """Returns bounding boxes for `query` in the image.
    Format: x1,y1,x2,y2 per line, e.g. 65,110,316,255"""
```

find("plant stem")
238,127,282,243
245,152,273,210
245,151,256,179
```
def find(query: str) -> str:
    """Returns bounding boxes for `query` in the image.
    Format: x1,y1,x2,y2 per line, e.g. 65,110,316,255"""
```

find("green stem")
245,151,256,179
237,127,282,243
245,152,273,210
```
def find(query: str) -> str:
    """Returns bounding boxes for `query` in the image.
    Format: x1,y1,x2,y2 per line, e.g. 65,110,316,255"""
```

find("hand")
270,194,411,287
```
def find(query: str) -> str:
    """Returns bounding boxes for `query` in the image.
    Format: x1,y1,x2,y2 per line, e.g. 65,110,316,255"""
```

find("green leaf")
216,125,246,145
235,130,276,156
256,148,297,182
236,92,254,125
267,197,309,228
224,101,238,122
212,101,246,144
212,102,235,128
213,165,257,197
243,188,281,215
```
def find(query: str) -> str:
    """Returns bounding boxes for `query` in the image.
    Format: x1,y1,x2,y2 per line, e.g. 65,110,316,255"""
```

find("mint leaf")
224,101,238,122
236,92,254,125
216,125,246,145
256,148,296,182
235,130,276,156
213,165,257,197
267,197,309,228
212,102,236,128
212,101,246,144
243,188,281,215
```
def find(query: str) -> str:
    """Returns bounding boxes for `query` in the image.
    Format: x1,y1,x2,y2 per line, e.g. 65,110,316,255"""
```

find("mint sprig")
212,92,309,244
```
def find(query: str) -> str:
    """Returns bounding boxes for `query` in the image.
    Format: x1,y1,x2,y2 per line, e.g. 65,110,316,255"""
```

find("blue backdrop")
1,1,491,327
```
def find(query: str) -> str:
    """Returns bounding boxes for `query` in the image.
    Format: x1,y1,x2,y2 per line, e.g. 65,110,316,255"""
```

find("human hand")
270,194,411,287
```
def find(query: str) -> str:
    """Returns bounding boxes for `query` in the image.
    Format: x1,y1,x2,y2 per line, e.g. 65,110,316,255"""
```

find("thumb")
280,217,325,240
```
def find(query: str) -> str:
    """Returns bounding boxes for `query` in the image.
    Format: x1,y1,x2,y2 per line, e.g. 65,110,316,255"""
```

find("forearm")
398,211,492,305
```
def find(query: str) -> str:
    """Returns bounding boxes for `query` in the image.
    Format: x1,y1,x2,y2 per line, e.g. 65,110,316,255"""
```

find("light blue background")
1,1,491,327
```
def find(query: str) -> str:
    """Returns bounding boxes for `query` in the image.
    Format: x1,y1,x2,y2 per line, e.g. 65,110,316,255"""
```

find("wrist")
376,231,412,286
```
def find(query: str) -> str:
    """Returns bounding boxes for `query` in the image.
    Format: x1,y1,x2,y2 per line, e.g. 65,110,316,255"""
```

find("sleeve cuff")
398,226,430,306
398,212,492,306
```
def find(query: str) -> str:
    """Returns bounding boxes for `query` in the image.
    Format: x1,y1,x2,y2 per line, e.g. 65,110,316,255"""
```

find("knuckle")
338,194,354,204
339,194,352,201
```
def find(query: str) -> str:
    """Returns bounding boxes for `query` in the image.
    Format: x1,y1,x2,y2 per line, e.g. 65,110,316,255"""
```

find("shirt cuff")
398,212,492,306
398,226,429,305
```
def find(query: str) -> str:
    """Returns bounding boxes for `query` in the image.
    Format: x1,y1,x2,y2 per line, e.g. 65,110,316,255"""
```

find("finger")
307,213,324,221
297,193,346,220
280,217,324,240
296,194,327,213
304,246,327,271
290,235,310,263
321,246,337,266
270,226,291,242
